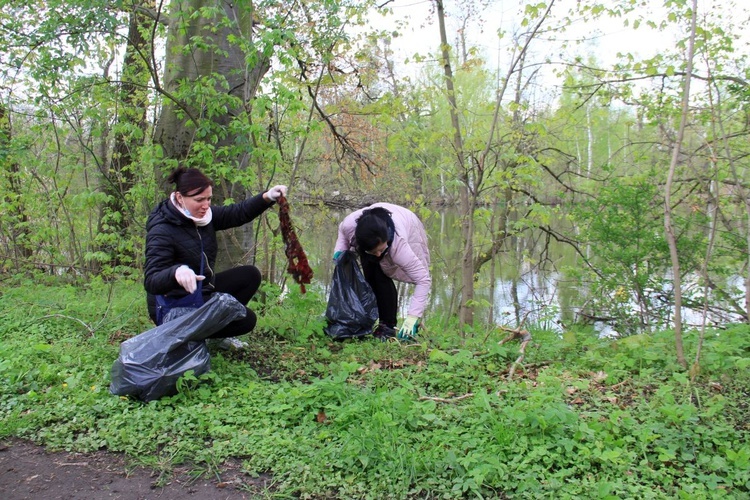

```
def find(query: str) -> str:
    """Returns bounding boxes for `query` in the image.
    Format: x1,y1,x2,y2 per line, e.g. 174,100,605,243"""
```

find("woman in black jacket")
144,166,286,348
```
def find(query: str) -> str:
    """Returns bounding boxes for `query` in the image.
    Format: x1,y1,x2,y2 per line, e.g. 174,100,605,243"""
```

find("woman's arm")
144,227,183,295
390,242,431,318
333,210,362,253
211,193,273,231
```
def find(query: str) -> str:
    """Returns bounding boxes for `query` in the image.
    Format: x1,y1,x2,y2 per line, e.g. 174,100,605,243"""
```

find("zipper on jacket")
195,228,215,290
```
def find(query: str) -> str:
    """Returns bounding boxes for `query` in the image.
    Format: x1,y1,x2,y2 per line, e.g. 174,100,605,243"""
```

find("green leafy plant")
0,276,747,498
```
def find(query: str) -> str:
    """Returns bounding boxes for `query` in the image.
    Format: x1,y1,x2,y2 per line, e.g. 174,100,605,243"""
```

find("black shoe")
372,323,396,342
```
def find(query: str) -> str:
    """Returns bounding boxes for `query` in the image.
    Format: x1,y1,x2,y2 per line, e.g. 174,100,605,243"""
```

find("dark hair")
167,167,213,197
355,207,392,252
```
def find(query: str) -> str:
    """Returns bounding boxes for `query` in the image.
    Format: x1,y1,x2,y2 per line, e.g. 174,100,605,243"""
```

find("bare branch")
418,393,474,403
36,314,95,337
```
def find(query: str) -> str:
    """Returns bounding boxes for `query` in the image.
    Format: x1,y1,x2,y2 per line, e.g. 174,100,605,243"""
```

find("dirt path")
0,438,264,499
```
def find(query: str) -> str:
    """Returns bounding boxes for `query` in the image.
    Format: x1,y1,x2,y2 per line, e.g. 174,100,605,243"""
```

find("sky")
366,0,748,89
362,0,664,103
371,0,522,75
361,0,655,104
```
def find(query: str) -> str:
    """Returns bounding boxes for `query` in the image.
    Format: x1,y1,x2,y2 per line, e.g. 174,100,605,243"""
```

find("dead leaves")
354,358,424,375
357,360,381,374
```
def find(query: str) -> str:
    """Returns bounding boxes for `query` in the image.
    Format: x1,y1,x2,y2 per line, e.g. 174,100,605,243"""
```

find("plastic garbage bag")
324,251,378,339
110,293,246,402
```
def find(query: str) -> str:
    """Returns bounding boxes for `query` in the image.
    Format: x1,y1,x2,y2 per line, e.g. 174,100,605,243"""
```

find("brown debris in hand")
277,195,313,293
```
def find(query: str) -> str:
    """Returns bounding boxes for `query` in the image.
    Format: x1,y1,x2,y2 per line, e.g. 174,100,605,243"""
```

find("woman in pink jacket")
334,203,431,341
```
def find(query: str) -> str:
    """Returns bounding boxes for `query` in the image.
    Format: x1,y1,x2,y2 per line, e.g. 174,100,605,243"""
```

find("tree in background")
97,2,155,272
432,0,557,328
0,0,130,275
0,102,33,269
564,0,750,367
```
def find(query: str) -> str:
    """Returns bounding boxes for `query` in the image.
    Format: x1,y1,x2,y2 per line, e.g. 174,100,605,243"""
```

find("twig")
497,325,533,379
483,310,533,344
36,314,95,337
497,325,533,344
418,393,474,403
609,379,630,390
507,340,530,379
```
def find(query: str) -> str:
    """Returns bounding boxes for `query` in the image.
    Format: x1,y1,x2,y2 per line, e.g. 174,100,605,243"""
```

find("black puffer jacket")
144,192,273,304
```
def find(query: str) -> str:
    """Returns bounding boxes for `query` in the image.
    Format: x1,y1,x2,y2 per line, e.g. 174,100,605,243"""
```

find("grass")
0,273,748,498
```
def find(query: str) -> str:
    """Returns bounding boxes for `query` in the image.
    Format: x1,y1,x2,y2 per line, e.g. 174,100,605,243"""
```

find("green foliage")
0,278,747,498
570,173,709,335
254,281,328,344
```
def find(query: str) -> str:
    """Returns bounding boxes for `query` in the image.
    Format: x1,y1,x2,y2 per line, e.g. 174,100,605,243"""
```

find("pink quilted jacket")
334,203,431,317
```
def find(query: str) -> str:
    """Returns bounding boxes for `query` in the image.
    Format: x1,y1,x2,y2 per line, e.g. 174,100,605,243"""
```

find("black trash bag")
324,251,378,339
110,292,247,402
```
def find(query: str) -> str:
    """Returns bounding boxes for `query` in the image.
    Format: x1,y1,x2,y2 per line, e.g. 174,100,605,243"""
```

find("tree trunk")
107,4,151,215
435,0,473,327
0,102,33,269
154,0,270,176
664,0,698,369
97,3,152,267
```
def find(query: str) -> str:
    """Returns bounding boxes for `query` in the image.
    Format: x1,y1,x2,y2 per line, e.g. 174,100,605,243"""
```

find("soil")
0,438,269,499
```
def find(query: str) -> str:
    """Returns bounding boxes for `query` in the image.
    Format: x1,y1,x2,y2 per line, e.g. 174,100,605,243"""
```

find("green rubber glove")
397,315,420,341
333,251,343,261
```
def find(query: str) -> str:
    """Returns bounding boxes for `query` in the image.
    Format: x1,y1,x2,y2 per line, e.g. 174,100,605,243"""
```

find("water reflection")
216,204,574,331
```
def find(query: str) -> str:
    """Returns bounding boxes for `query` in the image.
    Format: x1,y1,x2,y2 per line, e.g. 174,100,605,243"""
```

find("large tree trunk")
154,0,270,169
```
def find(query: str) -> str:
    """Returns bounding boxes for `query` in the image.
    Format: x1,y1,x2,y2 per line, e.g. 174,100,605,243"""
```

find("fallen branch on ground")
37,314,95,337
418,393,474,403
498,325,533,379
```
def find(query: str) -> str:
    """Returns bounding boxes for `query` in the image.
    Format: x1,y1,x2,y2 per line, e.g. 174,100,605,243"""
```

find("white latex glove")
265,185,288,202
175,265,205,293
397,315,420,341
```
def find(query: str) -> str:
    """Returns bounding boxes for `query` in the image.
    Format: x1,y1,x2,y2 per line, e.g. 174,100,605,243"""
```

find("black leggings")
361,256,398,328
207,265,262,339
147,265,262,338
